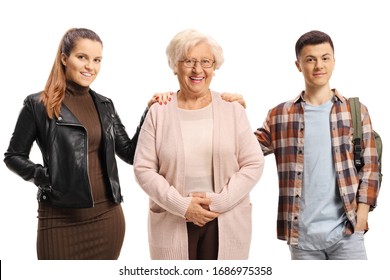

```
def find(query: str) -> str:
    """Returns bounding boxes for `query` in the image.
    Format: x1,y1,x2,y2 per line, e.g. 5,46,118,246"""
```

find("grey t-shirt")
297,100,347,250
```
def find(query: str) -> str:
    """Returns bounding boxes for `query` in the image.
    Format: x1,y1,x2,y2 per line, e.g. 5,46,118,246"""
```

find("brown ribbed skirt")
37,201,125,260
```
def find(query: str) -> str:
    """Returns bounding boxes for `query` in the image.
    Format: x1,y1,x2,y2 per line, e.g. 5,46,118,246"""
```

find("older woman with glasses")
133,29,264,260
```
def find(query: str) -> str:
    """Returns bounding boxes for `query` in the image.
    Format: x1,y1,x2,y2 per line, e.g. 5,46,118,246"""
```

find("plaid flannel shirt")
255,89,379,245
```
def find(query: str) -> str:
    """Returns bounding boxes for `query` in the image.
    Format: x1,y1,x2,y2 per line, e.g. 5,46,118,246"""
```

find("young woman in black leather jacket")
4,27,171,260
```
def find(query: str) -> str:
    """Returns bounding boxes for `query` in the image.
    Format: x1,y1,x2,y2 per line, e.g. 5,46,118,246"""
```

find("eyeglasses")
179,58,215,68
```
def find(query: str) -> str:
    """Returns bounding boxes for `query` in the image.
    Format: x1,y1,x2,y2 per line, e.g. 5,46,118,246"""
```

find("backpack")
349,97,382,186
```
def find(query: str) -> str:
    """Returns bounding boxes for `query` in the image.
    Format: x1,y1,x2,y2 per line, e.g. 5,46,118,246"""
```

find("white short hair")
166,29,224,72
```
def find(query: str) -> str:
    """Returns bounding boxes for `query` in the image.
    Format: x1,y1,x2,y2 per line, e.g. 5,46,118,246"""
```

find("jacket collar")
89,89,111,105
56,89,111,124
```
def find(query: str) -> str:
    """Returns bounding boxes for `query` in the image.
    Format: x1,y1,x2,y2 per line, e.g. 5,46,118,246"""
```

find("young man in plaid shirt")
255,30,380,260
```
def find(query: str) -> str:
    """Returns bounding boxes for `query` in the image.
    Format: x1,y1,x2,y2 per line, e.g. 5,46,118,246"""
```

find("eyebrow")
75,52,102,59
304,53,332,59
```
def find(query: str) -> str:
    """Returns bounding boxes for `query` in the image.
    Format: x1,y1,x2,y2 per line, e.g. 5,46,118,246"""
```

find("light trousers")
289,231,367,260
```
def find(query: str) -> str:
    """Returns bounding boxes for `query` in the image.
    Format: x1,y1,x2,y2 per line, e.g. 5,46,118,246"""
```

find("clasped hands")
185,192,219,227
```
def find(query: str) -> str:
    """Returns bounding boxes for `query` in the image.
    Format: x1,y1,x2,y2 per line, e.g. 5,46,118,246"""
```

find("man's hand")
355,203,370,231
221,93,246,108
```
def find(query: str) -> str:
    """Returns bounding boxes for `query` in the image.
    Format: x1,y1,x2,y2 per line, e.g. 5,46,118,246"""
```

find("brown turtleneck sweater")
63,82,109,203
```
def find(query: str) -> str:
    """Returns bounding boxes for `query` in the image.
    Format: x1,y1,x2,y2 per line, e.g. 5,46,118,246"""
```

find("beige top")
178,104,214,194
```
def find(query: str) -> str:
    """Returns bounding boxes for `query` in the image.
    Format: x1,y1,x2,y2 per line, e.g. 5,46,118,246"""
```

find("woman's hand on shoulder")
147,91,174,108
221,93,246,109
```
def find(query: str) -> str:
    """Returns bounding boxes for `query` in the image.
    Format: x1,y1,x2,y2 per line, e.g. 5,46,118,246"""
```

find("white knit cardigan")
134,91,264,259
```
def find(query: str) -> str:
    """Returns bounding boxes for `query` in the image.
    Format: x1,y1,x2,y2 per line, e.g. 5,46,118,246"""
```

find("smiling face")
61,38,102,87
175,42,215,98
295,42,335,90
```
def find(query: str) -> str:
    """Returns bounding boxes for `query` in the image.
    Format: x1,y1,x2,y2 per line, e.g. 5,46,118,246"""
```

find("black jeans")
187,218,219,260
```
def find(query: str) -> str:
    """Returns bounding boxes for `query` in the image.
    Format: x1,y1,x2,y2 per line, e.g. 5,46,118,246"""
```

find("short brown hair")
295,30,334,59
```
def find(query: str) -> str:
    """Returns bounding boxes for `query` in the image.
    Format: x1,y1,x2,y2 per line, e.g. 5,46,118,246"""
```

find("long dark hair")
40,28,103,119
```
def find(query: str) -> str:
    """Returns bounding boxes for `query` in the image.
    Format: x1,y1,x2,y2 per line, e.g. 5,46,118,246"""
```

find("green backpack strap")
349,97,363,169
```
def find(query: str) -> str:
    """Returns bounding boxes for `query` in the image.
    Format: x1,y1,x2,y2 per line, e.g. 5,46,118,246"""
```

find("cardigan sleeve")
133,107,191,218
207,107,264,213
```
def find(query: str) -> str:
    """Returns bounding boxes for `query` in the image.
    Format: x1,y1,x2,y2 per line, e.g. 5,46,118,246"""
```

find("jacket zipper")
56,121,95,207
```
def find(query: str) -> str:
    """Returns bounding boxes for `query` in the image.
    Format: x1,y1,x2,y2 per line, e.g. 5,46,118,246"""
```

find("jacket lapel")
57,104,81,124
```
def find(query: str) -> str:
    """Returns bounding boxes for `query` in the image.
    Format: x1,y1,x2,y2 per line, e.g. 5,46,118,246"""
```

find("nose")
315,60,324,69
84,60,93,70
192,61,203,72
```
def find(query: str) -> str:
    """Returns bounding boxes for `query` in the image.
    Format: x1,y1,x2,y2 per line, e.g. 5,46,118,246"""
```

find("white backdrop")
0,0,388,279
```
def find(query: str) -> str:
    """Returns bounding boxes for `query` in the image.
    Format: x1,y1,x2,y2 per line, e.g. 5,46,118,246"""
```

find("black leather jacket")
4,90,147,208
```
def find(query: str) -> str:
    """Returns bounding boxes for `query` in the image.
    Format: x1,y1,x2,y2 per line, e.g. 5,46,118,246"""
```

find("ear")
173,65,178,75
60,53,67,66
295,60,302,72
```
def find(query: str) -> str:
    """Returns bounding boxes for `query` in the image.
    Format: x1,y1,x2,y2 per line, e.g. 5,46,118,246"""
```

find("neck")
177,89,212,110
303,85,333,105
66,80,89,96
